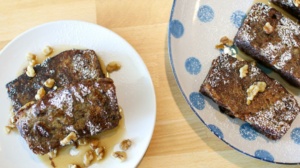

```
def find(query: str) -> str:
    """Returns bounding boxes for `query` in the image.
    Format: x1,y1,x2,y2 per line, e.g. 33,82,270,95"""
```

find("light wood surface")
0,1,298,167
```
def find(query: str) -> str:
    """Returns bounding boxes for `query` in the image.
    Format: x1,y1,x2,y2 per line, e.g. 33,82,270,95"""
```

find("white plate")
169,0,300,164
0,20,156,168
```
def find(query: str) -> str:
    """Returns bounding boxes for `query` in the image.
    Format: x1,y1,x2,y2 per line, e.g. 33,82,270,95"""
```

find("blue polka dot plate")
168,0,300,164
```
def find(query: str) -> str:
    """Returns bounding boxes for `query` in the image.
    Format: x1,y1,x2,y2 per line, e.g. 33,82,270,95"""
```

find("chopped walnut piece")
89,139,99,150
294,0,300,7
68,164,81,168
48,149,58,158
26,53,36,61
263,22,274,34
4,126,12,134
120,139,132,151
60,132,77,146
9,112,16,124
106,61,121,73
220,36,233,46
43,46,53,56
44,78,55,88
215,43,225,49
35,87,46,100
112,151,127,162
94,146,105,160
29,59,37,66
246,82,267,105
19,101,35,111
7,123,15,128
26,65,36,77
78,138,89,146
83,150,94,166
239,65,249,78
10,115,16,124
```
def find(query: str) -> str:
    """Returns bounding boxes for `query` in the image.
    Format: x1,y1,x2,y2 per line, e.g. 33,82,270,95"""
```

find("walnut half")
95,146,105,160
120,139,132,151
83,150,94,166
112,151,127,162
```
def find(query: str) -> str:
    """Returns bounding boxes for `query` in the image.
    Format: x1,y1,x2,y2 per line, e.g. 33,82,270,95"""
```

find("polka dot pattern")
185,57,201,75
254,150,274,162
239,123,258,141
169,1,300,163
189,92,205,110
170,20,184,38
231,10,246,28
291,128,300,144
208,124,224,139
197,5,214,23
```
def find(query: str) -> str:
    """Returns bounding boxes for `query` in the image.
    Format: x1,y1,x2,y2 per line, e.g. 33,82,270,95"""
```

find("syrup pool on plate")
38,110,125,168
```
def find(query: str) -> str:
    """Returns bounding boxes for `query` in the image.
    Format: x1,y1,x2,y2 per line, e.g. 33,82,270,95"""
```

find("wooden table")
0,1,298,167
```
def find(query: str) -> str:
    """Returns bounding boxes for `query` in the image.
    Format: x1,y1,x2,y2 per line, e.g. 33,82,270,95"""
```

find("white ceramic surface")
169,0,300,164
0,20,156,168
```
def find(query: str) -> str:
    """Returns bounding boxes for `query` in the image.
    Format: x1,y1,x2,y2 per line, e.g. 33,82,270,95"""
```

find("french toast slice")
14,78,121,155
200,54,300,140
234,3,300,87
6,49,105,112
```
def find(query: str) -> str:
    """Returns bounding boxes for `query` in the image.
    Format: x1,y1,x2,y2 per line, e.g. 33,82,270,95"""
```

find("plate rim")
167,0,298,165
0,20,157,167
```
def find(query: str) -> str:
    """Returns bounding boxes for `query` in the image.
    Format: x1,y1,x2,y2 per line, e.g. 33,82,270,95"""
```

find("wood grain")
0,0,298,167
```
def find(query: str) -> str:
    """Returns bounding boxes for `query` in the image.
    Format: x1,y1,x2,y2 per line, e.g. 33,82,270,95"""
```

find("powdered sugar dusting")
249,64,260,78
274,0,294,6
246,95,300,138
260,43,282,63
207,55,261,87
275,51,292,69
239,24,257,42
86,120,102,136
49,90,74,117
207,55,239,87
73,53,98,79
236,3,300,83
